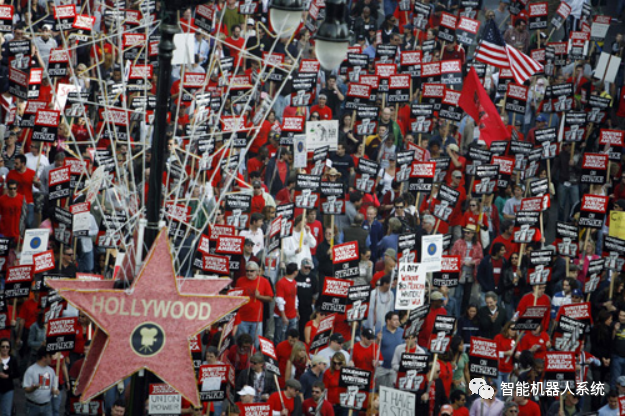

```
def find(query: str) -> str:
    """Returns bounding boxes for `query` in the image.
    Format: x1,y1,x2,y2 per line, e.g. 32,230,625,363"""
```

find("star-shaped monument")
46,229,247,406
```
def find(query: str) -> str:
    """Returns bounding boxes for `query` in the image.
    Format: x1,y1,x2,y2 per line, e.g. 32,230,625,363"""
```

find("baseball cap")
536,114,548,122
361,328,375,339
286,379,301,390
618,376,625,387
250,353,264,364
237,386,255,396
252,180,262,188
447,144,459,153
244,238,254,246
616,199,625,209
312,355,328,366
440,404,454,416
357,34,366,41
330,333,345,344
301,258,313,268
384,248,397,260
247,18,255,25
431,291,446,301
544,245,556,253
571,289,583,298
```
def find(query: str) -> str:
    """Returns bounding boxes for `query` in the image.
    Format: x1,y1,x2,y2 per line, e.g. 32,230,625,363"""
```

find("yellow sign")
609,211,625,240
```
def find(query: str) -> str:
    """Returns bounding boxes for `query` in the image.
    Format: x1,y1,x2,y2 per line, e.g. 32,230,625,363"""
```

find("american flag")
475,19,543,85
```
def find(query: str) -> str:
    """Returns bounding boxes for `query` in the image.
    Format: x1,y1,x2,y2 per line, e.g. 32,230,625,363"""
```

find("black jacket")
502,264,526,304
415,378,448,416
234,369,278,402
477,305,508,339
477,255,507,294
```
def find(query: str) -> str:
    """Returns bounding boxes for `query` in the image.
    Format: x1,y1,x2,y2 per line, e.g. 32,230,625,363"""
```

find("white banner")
395,263,427,310
421,234,443,272
293,134,307,168
305,120,339,151
20,229,50,265
379,386,416,416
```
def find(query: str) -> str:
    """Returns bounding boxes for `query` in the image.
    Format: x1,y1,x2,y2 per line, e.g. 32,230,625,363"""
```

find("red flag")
459,67,510,146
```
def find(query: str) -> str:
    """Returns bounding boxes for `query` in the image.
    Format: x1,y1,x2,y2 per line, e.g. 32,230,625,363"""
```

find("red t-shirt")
268,392,295,415
306,220,323,255
247,157,265,177
453,406,470,416
517,331,550,361
302,398,335,416
7,169,36,204
276,340,294,387
352,342,382,373
225,36,245,66
235,277,274,322
491,234,520,260
492,257,504,286
274,278,298,319
0,193,25,238
322,370,345,404
462,210,489,230
438,359,453,397
516,293,551,331
494,334,514,373
0,306,15,340
309,105,332,120
251,194,266,214
517,399,541,416
18,299,40,330
418,306,447,348
73,325,88,356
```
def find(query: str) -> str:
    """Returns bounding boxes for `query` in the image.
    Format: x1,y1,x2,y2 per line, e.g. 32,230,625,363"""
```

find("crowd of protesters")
0,0,625,415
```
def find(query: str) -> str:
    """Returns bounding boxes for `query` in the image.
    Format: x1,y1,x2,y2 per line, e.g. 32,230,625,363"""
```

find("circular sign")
30,237,42,249
130,322,165,357
427,243,437,256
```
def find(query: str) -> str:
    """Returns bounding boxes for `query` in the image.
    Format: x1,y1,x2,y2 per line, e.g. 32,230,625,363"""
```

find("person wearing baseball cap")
352,327,382,373
267,379,302,416
527,114,548,145
236,386,255,403
418,290,449,348
300,355,328,399
317,333,351,364
295,257,318,337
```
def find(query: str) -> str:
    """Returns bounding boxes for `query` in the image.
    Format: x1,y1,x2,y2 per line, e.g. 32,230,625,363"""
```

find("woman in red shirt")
323,352,347,416
494,321,517,391
515,323,551,361
462,198,489,230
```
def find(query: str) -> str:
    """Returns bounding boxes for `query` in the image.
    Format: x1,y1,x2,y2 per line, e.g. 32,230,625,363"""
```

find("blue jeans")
0,390,13,416
611,354,625,389
25,400,52,416
104,378,130,414
52,389,62,416
556,182,580,222
494,372,510,399
274,317,298,345
78,250,94,273
450,284,464,317
237,321,263,348
26,203,34,228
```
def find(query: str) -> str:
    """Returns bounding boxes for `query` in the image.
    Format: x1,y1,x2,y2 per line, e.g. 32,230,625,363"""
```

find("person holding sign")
0,179,26,240
267,379,302,416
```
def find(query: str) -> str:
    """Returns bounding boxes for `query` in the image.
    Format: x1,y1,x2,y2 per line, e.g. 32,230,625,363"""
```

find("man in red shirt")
235,261,274,348
225,25,245,66
302,381,335,416
491,220,519,261
418,291,448,348
309,95,333,120
513,392,541,416
306,209,323,259
0,179,26,239
250,182,267,215
276,329,300,387
268,379,301,416
7,155,39,228
351,328,382,373
516,284,551,331
449,390,469,416
274,263,299,345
